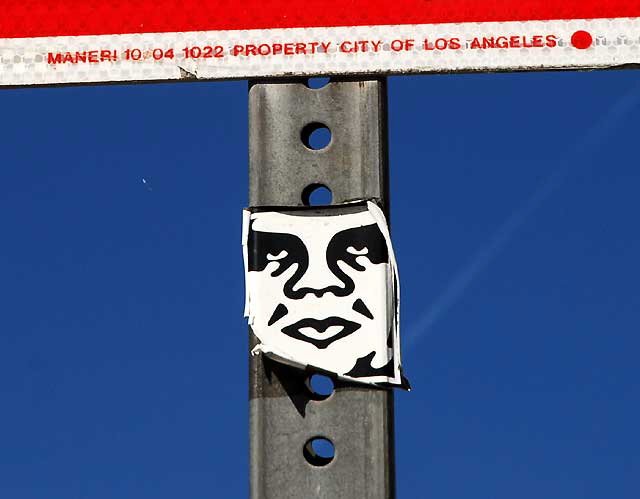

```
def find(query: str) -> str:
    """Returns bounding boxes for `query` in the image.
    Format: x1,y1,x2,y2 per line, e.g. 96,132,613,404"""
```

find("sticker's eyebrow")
248,229,308,277
327,223,388,265
267,250,288,260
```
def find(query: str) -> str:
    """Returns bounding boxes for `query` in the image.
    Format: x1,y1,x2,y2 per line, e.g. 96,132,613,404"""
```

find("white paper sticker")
243,202,405,387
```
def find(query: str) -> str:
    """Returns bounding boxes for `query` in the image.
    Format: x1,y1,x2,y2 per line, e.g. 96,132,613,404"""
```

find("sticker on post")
242,201,407,388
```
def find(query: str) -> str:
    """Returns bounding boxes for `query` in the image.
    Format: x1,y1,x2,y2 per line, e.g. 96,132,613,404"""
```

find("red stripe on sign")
1,1,638,39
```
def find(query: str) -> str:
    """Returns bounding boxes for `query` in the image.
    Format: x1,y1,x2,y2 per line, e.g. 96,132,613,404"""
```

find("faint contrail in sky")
404,84,640,348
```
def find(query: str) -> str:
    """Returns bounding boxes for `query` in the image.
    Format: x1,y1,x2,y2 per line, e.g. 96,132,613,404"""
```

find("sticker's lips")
281,317,361,349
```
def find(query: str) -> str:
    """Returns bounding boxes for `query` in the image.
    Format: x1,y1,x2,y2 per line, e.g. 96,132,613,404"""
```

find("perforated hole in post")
302,184,332,206
306,374,335,400
301,122,331,150
306,77,331,89
303,437,335,466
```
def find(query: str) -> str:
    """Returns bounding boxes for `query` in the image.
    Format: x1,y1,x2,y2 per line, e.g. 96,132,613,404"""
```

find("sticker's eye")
267,250,288,261
346,246,368,256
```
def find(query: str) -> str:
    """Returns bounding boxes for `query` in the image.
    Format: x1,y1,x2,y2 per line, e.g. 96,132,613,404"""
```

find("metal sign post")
248,78,395,498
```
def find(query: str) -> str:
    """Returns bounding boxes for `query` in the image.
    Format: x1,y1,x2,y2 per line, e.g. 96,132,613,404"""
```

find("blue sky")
1,69,639,498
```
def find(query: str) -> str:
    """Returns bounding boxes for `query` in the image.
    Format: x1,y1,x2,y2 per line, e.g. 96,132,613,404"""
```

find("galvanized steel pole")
248,78,395,499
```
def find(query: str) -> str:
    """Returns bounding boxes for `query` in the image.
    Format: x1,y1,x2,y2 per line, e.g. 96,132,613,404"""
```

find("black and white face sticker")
243,201,402,387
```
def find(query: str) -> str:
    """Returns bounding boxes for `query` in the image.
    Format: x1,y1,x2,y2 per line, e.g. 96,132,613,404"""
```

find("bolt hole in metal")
302,184,332,206
306,374,335,400
301,122,332,150
303,437,335,466
306,76,331,89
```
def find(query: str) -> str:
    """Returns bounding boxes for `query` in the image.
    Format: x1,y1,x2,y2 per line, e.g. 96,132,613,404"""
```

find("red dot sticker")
571,30,593,50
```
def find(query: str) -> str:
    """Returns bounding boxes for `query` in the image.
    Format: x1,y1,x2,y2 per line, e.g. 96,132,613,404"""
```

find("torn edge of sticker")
242,199,409,390
242,208,251,320
366,200,405,387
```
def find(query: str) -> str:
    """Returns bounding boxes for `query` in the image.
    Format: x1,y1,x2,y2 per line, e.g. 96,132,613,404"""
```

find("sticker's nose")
291,251,344,296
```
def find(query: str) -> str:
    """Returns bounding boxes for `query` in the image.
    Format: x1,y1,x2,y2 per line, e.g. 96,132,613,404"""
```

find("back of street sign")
1,1,639,87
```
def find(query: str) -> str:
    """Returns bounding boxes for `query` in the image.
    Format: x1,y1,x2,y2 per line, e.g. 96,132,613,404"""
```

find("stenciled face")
245,207,395,379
